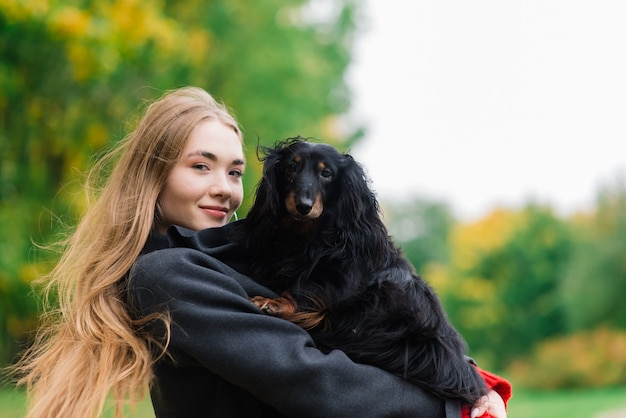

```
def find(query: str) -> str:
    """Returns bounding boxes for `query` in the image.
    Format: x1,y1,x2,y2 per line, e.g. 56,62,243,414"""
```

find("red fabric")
460,367,512,418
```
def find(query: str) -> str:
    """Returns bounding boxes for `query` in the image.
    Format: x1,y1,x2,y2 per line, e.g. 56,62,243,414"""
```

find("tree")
440,206,572,369
384,198,455,275
560,178,626,331
0,0,361,366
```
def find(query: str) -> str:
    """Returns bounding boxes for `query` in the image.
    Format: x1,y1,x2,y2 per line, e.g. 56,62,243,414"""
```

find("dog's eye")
286,162,297,173
320,168,332,178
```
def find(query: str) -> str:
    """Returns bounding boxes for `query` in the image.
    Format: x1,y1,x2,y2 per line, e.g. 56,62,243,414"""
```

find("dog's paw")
250,296,277,315
250,296,296,318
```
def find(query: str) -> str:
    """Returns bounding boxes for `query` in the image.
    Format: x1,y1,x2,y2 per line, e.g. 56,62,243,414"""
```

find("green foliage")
434,205,573,370
387,190,626,386
560,179,626,331
508,328,626,390
384,198,455,274
470,205,572,367
0,0,361,367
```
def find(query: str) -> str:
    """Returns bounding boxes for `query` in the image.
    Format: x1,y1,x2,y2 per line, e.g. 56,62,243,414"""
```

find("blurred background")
1,0,625,417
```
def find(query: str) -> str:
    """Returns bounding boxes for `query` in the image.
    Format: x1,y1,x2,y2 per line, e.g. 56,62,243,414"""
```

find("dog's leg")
250,292,297,318
251,292,328,331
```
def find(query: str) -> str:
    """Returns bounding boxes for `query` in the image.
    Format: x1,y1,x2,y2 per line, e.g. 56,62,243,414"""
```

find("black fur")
235,137,487,403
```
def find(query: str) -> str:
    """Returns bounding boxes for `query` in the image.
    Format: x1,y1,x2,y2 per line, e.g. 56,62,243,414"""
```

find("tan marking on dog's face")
317,161,326,172
285,192,298,217
308,194,324,218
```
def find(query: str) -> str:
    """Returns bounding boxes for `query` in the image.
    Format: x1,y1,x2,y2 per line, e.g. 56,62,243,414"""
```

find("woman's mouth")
201,206,229,219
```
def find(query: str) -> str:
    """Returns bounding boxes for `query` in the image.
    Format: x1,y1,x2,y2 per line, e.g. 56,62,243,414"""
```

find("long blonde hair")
13,87,242,418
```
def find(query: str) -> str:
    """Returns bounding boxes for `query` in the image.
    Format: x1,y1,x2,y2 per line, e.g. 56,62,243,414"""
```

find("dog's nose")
296,198,314,215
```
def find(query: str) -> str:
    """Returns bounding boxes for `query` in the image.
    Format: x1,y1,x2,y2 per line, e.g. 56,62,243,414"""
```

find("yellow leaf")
49,6,92,38
451,208,519,271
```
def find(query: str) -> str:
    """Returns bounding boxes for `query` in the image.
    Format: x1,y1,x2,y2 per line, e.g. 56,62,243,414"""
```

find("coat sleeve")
129,247,456,418
477,367,512,406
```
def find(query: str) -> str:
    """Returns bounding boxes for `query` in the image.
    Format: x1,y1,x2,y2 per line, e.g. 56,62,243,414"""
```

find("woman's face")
157,119,245,233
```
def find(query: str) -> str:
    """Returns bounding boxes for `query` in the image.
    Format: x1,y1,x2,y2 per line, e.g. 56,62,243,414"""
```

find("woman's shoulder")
138,223,244,268
142,222,239,253
131,224,275,299
132,244,236,285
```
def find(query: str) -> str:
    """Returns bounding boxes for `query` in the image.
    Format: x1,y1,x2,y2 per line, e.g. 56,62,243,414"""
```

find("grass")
0,385,26,418
509,386,626,418
0,385,155,418
1,385,625,417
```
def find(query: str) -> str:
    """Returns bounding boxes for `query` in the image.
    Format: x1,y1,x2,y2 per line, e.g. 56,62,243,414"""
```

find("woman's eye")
230,170,243,178
193,163,209,171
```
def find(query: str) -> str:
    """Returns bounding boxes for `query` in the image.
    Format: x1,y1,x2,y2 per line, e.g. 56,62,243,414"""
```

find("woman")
14,87,509,417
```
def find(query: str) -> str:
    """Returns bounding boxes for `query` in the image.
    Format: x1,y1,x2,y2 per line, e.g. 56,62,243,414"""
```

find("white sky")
347,0,626,221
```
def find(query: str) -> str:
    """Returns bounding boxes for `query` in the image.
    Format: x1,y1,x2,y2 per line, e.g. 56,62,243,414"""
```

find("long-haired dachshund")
235,137,487,404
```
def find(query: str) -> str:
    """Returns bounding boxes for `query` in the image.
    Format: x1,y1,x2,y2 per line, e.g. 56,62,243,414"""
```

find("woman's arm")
130,247,454,418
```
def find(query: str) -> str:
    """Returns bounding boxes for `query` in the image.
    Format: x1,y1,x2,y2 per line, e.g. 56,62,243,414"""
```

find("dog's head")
269,139,344,221
250,137,377,224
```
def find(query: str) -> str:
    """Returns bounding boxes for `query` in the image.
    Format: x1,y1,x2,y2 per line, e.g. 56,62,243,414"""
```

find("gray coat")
128,224,460,417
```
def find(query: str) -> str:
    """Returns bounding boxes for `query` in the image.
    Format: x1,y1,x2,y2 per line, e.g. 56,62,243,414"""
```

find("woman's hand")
471,389,507,418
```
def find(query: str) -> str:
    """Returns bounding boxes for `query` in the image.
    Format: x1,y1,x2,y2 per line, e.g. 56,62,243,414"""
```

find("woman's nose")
209,174,232,198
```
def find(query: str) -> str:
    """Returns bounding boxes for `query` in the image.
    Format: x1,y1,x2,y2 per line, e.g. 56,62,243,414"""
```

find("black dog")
235,137,487,403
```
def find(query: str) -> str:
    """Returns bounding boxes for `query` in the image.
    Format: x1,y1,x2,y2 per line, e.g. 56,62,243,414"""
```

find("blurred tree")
439,206,573,370
437,208,520,329
560,178,626,331
383,198,455,275
507,327,626,389
0,0,361,366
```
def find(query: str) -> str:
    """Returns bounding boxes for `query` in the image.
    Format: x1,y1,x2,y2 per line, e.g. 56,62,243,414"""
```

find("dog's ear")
336,155,381,223
250,148,283,219
334,154,390,263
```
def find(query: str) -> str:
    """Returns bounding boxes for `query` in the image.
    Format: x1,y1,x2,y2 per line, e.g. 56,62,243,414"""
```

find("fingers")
471,390,507,418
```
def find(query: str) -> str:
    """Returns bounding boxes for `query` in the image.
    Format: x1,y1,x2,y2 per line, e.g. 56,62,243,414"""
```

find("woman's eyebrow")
187,150,245,165
187,150,217,160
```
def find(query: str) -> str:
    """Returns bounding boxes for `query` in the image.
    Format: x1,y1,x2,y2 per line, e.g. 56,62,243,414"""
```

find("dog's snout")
296,198,314,215
294,186,316,215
